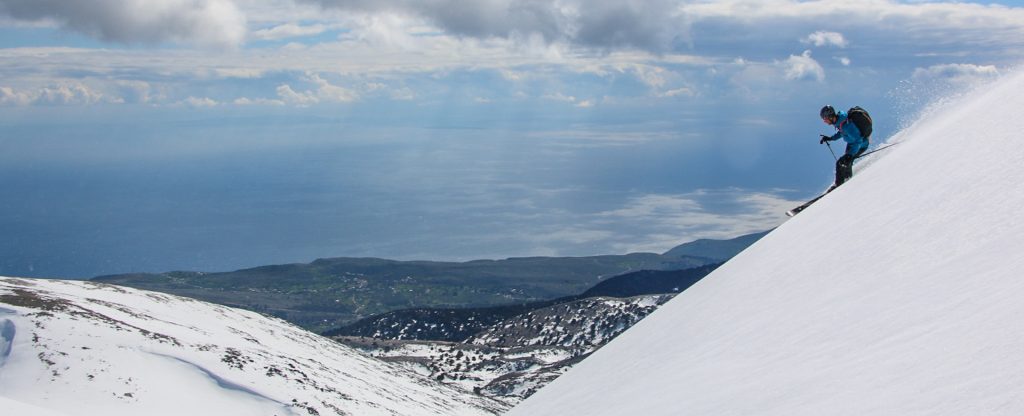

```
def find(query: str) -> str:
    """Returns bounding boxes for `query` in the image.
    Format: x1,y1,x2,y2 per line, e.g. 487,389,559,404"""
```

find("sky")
1,0,1023,278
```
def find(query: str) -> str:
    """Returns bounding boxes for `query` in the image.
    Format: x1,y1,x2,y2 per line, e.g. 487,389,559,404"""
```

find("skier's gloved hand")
819,135,831,144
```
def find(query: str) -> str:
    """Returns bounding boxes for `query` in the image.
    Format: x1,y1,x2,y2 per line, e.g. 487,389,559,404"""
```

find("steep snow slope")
510,70,1024,416
0,278,506,416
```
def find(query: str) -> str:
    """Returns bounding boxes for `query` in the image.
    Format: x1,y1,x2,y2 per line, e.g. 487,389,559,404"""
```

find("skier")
819,105,870,191
787,105,875,217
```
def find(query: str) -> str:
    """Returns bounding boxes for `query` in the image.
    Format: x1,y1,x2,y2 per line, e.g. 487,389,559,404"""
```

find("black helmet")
820,105,836,120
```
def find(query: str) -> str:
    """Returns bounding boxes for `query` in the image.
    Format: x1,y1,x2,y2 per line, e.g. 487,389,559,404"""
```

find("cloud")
658,87,695,98
0,82,113,106
677,1,1024,67
182,96,219,107
1,1,1021,111
233,97,286,106
276,84,319,106
34,84,109,105
113,80,161,104
572,0,687,51
782,50,825,82
574,189,799,254
912,63,1000,84
0,86,32,106
297,0,687,51
275,73,358,106
250,23,329,41
802,31,848,48
0,0,247,48
543,92,578,103
542,91,595,108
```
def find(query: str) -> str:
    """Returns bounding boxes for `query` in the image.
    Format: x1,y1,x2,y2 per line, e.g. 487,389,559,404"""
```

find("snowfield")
510,70,1024,416
0,278,506,416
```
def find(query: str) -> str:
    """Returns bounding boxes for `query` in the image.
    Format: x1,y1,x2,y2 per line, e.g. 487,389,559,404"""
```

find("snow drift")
0,278,506,416
510,69,1024,416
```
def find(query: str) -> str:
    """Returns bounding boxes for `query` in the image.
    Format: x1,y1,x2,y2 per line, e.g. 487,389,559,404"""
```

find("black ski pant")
835,143,868,186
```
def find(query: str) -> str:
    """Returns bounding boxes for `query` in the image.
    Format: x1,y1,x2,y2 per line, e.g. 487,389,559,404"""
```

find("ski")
786,192,829,217
787,143,899,217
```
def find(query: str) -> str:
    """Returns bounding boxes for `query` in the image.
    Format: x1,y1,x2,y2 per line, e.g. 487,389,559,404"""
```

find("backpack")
847,106,873,138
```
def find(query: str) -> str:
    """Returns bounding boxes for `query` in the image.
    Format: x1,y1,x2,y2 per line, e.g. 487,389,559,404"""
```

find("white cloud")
541,91,596,108
297,0,689,52
782,50,825,82
803,31,848,48
214,68,267,79
0,83,113,106
543,92,579,103
599,194,703,219
680,1,1024,65
275,73,358,106
311,73,358,102
625,63,668,89
113,80,155,104
0,0,1021,110
658,87,695,98
174,96,218,108
38,84,108,105
0,0,247,48
0,86,33,106
250,23,328,41
912,63,1000,84
233,97,286,106
276,84,318,106
584,189,799,254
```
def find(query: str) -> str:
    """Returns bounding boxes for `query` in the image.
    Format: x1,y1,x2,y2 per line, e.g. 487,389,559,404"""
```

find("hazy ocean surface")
0,114,821,278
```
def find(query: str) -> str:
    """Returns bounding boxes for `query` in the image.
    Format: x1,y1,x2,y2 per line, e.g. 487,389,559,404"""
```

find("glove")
819,134,831,144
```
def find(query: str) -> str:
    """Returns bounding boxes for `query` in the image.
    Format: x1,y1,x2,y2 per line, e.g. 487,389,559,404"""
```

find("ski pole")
855,142,900,160
824,140,838,161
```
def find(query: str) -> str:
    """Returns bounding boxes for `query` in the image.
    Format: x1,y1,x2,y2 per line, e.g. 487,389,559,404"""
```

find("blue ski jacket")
826,110,869,156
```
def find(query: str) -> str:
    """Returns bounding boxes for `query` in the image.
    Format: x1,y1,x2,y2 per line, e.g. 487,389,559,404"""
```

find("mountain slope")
335,294,673,405
465,295,673,349
0,277,506,416
510,71,1024,416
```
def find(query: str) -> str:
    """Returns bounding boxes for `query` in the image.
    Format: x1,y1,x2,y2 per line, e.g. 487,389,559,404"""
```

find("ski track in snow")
147,352,290,408
0,306,14,367
1,319,13,365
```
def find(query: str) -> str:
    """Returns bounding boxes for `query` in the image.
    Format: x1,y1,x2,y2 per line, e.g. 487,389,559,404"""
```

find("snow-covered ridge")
0,277,506,416
511,70,1024,416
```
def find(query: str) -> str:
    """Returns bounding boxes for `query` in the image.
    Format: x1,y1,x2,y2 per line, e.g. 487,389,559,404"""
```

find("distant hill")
662,230,769,260
580,264,720,299
323,263,721,342
92,232,765,332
